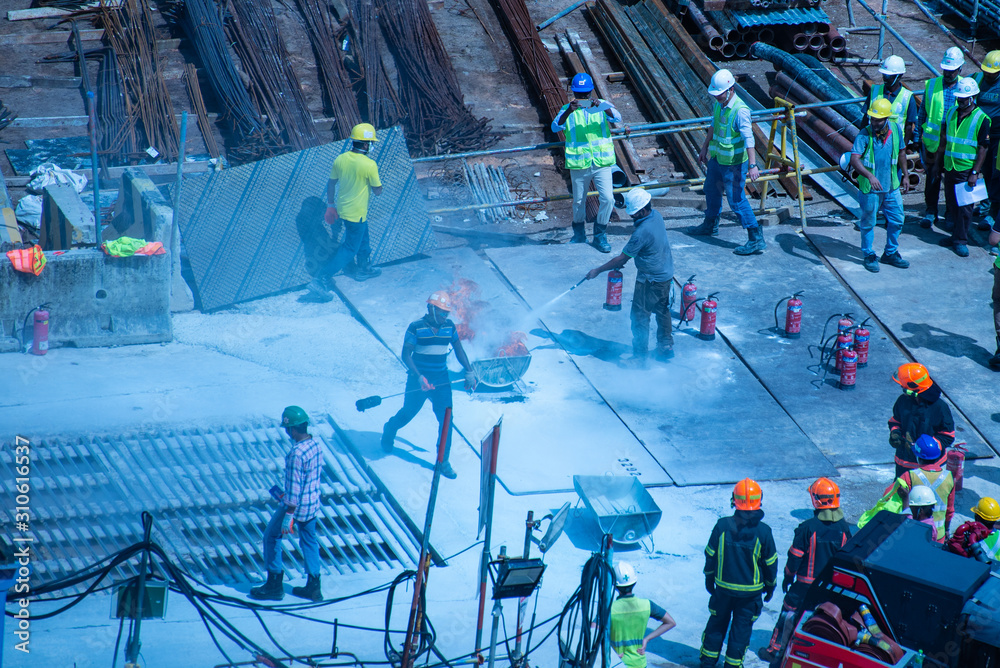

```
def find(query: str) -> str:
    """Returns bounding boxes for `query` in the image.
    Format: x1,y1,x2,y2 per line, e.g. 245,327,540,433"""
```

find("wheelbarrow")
573,475,662,546
471,354,531,390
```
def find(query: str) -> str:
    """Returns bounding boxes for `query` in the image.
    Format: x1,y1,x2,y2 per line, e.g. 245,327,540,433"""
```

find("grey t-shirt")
622,209,673,283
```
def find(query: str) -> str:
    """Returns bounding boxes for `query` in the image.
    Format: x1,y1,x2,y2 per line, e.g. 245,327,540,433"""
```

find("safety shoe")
990,348,1000,370
249,571,284,601
569,224,587,243
291,575,323,602
354,259,382,282
621,354,649,370
920,213,936,229
984,214,997,230
954,243,970,257
653,347,675,363
978,219,993,231
863,253,880,273
380,427,395,452
306,278,334,302
591,233,612,253
440,461,457,479
691,217,720,236
734,225,766,255
757,647,780,664
879,251,910,269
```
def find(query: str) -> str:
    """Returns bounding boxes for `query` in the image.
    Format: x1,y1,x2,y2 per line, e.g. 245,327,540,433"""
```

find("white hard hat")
624,188,652,215
879,55,906,76
941,47,965,71
708,69,736,96
839,152,852,172
954,77,980,98
615,562,637,587
909,485,936,508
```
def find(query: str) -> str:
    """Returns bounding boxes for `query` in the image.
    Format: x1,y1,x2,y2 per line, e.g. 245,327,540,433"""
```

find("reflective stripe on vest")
610,597,650,667
944,107,987,172
710,97,749,166
912,468,954,540
922,77,946,152
857,125,901,194
564,106,615,170
871,85,913,128
981,531,1000,560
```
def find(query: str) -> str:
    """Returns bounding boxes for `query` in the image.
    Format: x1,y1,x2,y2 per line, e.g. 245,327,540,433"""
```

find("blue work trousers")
384,374,454,458
704,159,759,229
321,220,371,279
262,505,321,576
858,189,903,256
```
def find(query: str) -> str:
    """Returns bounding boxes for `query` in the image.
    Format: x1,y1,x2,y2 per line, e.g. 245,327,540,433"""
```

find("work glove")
764,586,775,603
420,376,436,392
281,514,295,536
889,429,904,449
464,369,478,392
324,206,338,225
705,575,715,595
782,576,792,594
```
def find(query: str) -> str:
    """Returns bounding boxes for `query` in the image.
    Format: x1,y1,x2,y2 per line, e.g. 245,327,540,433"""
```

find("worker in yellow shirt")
308,123,383,300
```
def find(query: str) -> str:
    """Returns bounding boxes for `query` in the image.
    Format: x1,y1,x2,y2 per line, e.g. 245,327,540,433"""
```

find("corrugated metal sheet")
730,7,830,27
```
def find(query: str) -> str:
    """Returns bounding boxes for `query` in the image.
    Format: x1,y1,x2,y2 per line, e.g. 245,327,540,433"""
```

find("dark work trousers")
631,279,674,356
320,220,371,280
993,267,1000,349
984,137,999,201
944,169,975,244
383,374,453,459
921,145,944,217
765,582,808,657
700,591,763,668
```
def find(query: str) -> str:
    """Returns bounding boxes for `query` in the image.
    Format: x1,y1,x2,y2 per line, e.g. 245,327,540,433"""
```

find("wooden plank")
4,161,216,188
6,0,120,21
0,74,82,90
0,28,103,46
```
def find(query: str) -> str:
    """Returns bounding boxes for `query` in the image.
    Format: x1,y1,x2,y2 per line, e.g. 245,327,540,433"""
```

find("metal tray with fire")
573,475,662,545
471,332,531,390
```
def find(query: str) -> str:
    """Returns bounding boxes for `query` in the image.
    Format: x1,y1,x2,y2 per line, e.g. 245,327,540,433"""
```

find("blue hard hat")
912,434,942,460
571,73,594,93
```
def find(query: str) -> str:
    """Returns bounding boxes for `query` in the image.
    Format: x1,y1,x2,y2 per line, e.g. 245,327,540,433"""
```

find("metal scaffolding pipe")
910,0,980,67
850,0,940,76
818,45,833,61
793,33,810,50
827,25,847,52
686,3,725,51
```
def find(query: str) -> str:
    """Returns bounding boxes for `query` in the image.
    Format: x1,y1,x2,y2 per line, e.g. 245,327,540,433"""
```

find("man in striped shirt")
250,406,324,602
381,292,477,479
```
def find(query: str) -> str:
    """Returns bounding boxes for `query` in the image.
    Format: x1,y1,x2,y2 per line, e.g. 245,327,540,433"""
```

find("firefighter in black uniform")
700,478,779,668
888,363,955,477
758,478,851,666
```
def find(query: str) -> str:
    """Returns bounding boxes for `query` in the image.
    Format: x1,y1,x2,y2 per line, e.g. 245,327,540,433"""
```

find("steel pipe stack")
689,5,847,61
942,0,1000,37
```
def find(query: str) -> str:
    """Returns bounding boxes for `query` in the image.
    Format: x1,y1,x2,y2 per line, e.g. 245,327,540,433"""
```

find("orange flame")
496,331,528,357
446,278,486,341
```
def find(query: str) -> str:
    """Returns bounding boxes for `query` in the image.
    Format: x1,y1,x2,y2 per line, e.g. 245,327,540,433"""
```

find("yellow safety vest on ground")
943,106,987,172
710,97,749,166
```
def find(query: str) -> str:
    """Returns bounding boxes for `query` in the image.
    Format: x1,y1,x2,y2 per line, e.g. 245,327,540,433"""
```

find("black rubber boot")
292,575,323,602
734,225,766,255
354,257,382,282
591,224,611,253
249,571,284,601
569,223,586,243
381,424,396,452
991,337,1000,370
691,217,720,236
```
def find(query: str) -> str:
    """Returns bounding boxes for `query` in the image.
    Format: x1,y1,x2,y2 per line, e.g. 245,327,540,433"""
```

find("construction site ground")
3,0,1000,667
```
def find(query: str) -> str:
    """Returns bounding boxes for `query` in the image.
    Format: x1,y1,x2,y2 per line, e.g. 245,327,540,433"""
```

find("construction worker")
584,188,674,365
990,219,1000,368
907,485,939,540
865,55,918,145
700,478,778,668
850,97,911,273
974,51,1000,238
380,293,477,479
759,478,851,666
692,70,765,256
610,562,677,667
551,72,622,253
947,497,999,559
895,435,955,543
308,123,383,300
936,77,991,257
888,362,955,477
250,406,323,602
919,47,965,230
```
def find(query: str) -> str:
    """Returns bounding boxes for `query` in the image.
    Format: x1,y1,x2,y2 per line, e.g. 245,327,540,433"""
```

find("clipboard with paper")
956,177,988,206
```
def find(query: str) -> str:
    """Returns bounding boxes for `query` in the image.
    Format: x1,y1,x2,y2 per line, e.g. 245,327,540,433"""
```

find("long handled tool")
356,378,467,412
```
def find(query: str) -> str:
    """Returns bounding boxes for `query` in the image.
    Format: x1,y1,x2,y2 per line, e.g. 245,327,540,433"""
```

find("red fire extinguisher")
604,269,623,311
839,349,857,390
947,443,967,491
774,291,804,339
681,275,697,324
32,309,49,356
837,315,854,336
853,319,870,368
699,293,719,341
835,331,853,371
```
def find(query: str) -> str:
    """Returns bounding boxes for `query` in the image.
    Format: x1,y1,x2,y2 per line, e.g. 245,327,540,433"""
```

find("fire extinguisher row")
676,276,719,341
813,313,874,391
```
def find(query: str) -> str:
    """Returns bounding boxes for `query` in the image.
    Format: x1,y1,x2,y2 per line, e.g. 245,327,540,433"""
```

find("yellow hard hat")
350,123,377,142
983,50,1000,74
971,497,1000,522
868,97,892,119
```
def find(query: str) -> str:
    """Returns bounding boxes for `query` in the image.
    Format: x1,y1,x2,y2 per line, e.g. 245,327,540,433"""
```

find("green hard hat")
281,405,309,428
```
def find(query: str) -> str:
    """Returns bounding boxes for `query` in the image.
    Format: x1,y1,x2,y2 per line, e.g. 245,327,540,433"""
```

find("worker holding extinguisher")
584,188,675,367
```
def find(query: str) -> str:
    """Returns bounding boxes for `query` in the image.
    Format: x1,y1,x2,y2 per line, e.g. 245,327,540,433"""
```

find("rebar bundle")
350,0,403,131
92,46,133,163
463,160,516,223
99,0,179,161
378,0,494,155
294,0,362,139
184,64,220,159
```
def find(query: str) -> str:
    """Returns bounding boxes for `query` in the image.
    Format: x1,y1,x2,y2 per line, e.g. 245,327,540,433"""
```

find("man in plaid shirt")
250,406,324,602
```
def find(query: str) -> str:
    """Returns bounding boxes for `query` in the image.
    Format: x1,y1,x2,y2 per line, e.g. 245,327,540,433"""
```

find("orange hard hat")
427,291,452,312
809,477,840,509
732,478,763,511
892,363,932,393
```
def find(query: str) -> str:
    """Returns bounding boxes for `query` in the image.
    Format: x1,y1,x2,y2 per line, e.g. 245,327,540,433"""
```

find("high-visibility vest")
870,84,914,129
710,97,750,166
562,105,616,170
943,106,988,172
921,77,948,152
906,468,955,542
979,530,1000,561
5,245,46,276
610,596,651,668
857,125,901,194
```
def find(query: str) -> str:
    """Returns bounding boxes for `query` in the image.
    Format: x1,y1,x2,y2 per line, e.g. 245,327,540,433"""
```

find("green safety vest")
902,468,954,542
857,125,901,194
710,97,750,166
870,84,914,129
922,77,948,152
562,105,616,170
610,596,651,668
979,530,1000,560
944,106,987,171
